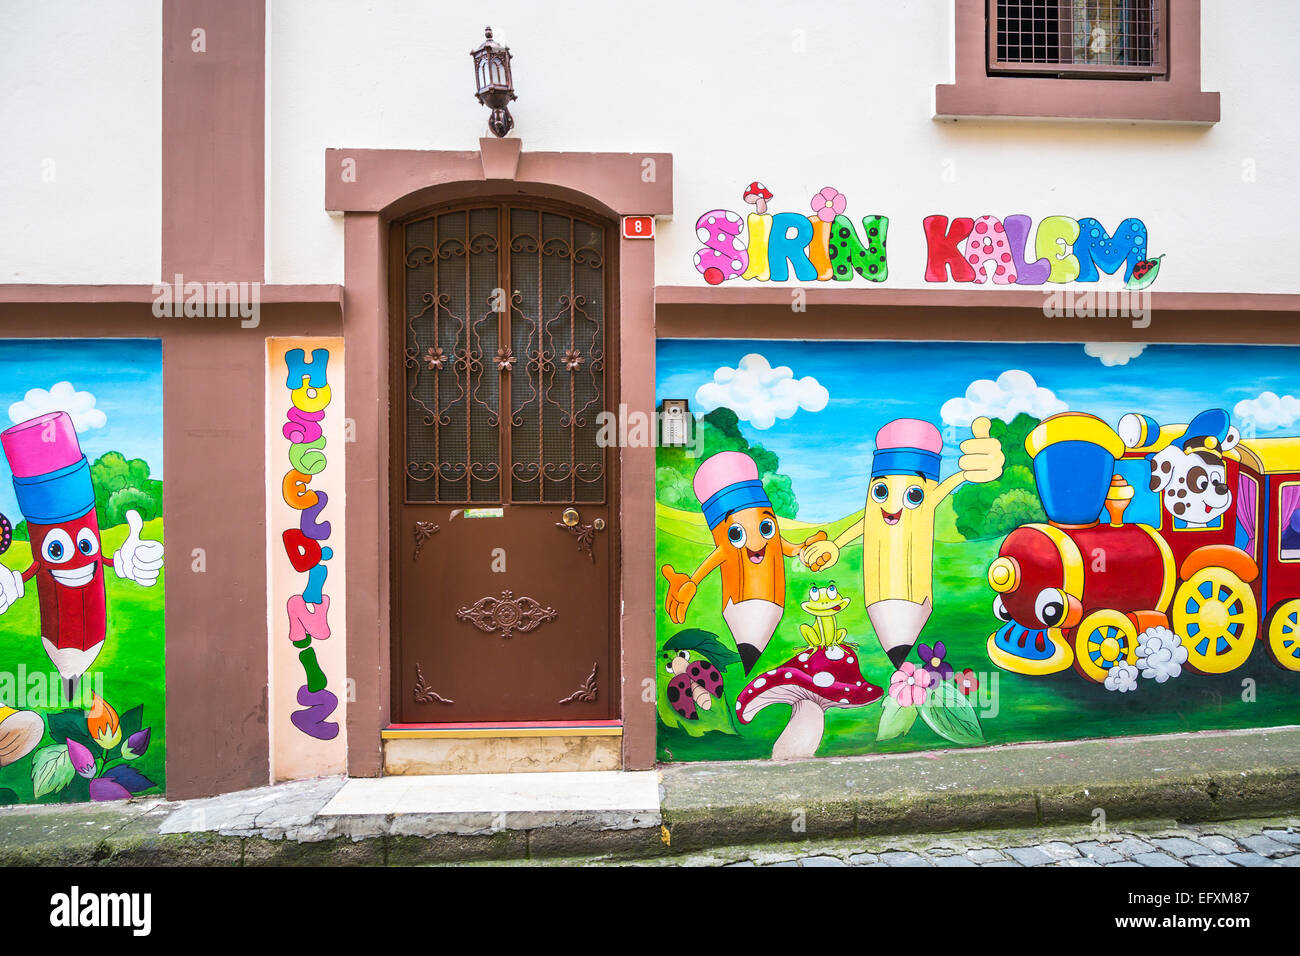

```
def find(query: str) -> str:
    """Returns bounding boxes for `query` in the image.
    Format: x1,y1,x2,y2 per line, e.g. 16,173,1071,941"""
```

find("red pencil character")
0,411,163,700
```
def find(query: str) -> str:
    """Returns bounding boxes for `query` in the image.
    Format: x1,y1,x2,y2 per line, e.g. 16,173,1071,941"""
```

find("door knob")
561,507,580,527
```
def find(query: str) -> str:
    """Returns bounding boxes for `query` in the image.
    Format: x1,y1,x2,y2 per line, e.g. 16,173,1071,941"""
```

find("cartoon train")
986,410,1300,681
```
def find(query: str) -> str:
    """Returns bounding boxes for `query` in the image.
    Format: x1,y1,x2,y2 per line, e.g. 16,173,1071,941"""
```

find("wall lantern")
471,26,517,138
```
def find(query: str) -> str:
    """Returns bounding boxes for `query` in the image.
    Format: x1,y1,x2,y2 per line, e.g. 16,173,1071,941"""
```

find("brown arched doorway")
389,199,620,724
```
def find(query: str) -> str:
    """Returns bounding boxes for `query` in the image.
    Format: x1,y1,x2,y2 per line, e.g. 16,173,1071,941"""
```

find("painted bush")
655,341,1300,763
0,340,165,803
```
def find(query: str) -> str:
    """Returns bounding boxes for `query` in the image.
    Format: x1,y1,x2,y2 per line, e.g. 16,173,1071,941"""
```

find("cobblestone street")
557,816,1300,868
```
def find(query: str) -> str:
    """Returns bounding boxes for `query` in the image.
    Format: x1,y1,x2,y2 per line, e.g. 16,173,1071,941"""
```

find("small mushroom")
736,645,883,759
743,181,773,216
665,651,724,720
0,706,44,767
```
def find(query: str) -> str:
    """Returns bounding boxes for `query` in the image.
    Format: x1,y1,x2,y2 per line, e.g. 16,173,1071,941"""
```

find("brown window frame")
988,0,1167,78
936,0,1219,122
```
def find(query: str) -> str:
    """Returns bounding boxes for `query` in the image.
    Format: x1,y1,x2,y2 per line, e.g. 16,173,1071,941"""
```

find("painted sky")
0,339,163,523
657,340,1300,522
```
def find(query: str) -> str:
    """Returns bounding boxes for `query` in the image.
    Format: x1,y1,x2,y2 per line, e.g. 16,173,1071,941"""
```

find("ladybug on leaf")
1126,253,1165,290
662,628,740,722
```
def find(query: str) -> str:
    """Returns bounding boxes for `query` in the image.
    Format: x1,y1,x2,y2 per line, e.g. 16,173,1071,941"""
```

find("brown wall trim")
162,0,266,280
655,300,1300,344
335,142,668,774
0,284,342,310
325,145,673,219
936,0,1219,122
656,286,1300,313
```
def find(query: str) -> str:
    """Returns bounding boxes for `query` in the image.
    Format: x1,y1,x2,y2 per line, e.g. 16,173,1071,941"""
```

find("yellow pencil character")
801,417,1003,667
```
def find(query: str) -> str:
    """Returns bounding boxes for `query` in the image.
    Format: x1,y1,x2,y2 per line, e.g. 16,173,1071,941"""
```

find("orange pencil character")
662,451,832,674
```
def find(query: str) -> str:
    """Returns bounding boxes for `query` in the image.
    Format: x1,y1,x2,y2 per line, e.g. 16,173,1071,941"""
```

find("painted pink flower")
810,186,847,223
889,662,931,707
67,738,96,778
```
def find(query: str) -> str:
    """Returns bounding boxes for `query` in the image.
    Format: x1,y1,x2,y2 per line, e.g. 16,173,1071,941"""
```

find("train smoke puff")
1137,626,1188,683
1104,661,1139,693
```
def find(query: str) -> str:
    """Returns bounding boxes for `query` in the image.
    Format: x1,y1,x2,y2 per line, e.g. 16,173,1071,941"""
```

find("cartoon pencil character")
0,411,163,701
662,451,833,674
802,417,1003,667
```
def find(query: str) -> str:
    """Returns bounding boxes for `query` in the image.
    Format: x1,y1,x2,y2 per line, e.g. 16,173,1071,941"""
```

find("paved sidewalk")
572,816,1300,868
1,725,1298,865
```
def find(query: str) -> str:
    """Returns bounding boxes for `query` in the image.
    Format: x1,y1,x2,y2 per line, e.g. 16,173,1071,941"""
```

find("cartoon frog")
798,582,850,648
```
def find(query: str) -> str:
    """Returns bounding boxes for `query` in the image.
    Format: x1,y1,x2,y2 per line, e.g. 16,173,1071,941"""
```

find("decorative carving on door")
456,589,557,639
413,662,454,705
413,521,440,561
558,661,599,705
555,517,596,562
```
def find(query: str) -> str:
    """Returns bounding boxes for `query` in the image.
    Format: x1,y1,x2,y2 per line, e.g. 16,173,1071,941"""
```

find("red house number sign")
622,216,654,240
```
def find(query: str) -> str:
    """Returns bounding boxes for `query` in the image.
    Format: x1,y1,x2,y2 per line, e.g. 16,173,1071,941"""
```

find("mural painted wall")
0,340,165,802
655,340,1300,762
267,337,346,781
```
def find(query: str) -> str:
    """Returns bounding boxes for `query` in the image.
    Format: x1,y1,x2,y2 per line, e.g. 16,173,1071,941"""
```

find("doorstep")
381,721,623,775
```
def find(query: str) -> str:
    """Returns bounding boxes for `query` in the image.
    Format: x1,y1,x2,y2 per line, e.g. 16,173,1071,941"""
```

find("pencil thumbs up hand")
957,416,1004,484
113,510,165,588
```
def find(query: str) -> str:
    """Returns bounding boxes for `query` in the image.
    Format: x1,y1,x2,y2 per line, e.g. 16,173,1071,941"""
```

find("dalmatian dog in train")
1122,409,1239,529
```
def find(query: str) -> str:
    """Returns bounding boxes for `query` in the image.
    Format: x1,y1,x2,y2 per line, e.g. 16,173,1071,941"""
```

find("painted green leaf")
31,744,75,799
0,788,18,806
45,708,94,751
876,696,919,741
119,705,144,740
919,681,985,745
1126,254,1164,290
663,628,741,671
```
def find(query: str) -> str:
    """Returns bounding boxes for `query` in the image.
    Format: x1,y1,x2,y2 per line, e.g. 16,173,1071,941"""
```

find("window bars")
989,0,1166,76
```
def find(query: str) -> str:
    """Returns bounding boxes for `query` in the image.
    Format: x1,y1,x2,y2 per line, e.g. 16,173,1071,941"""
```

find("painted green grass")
0,518,165,802
655,506,1300,763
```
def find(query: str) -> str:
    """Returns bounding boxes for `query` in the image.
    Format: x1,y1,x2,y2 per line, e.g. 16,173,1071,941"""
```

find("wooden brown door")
392,202,618,723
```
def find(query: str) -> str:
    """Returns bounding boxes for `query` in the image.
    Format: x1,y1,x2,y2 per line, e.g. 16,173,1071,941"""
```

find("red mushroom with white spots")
743,181,773,216
736,644,883,759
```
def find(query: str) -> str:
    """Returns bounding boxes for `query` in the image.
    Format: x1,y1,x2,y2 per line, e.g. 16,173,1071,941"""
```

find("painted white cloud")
694,353,829,430
941,369,1067,426
1234,391,1300,432
8,381,107,432
1083,343,1146,367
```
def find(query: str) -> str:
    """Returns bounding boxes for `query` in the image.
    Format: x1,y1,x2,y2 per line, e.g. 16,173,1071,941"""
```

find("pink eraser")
1,411,84,478
693,451,759,503
875,418,943,453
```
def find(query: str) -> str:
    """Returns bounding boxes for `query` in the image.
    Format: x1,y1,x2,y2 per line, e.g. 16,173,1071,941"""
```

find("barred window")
990,0,1165,77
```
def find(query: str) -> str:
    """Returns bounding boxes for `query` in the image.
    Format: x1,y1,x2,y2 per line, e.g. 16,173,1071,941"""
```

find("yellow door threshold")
381,721,623,775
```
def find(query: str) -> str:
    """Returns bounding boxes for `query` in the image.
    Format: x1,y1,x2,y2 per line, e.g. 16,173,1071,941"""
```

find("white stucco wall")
0,2,1293,293
0,0,161,284
265,0,1300,294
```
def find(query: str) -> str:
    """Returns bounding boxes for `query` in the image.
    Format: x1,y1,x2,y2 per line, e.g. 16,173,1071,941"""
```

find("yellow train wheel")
1073,610,1138,683
1266,599,1300,672
1173,567,1258,675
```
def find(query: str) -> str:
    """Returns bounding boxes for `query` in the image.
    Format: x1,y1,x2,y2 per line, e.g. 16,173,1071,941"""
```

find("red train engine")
986,410,1277,682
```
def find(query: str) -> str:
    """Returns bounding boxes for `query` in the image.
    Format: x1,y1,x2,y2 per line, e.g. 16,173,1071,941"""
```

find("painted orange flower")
86,694,121,749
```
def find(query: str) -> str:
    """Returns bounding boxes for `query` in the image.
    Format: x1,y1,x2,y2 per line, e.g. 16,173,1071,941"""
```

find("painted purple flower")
918,641,954,682
89,778,132,802
67,738,96,778
121,728,151,761
810,186,847,223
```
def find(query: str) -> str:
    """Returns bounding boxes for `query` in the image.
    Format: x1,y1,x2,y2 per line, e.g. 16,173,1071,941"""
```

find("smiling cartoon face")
866,474,937,531
29,513,103,588
801,582,850,617
713,507,781,567
1149,445,1233,526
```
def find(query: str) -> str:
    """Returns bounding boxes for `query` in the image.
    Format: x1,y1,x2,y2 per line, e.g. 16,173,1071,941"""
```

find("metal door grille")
403,203,607,504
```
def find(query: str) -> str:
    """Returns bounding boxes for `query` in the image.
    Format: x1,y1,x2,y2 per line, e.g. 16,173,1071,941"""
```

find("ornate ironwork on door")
403,203,607,505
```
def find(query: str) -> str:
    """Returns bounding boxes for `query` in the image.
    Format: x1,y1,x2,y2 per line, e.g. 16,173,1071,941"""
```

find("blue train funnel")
1026,413,1125,526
